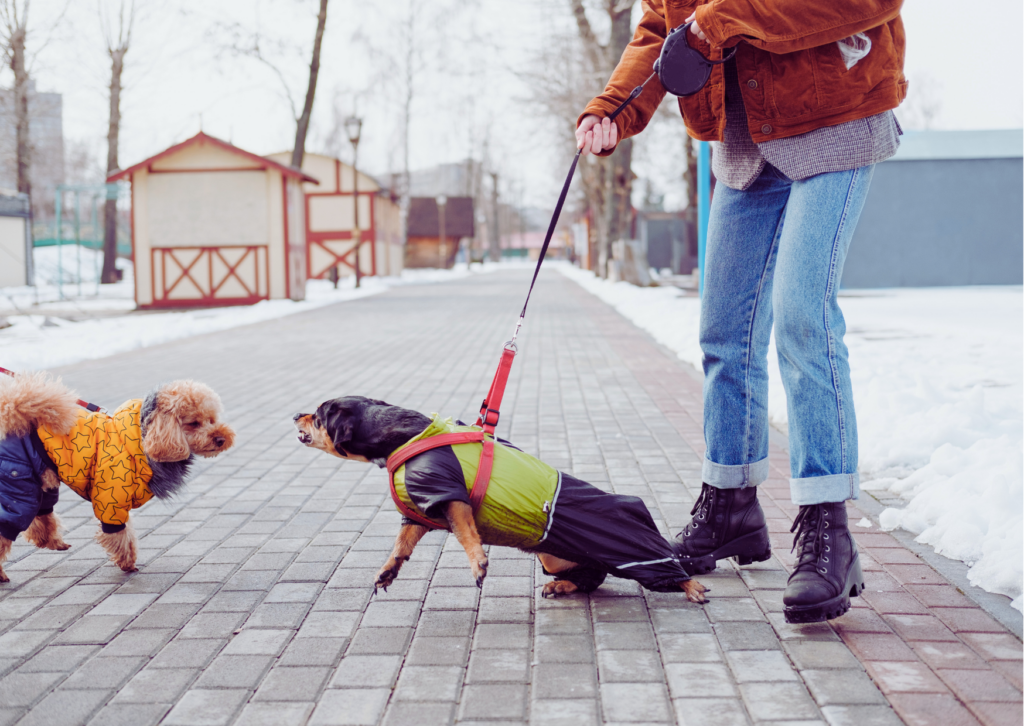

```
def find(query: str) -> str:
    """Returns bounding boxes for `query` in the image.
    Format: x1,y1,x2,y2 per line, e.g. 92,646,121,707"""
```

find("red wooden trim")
282,176,291,300
164,248,207,298
334,159,340,194
304,191,313,279
139,295,264,310
146,165,266,174
370,194,377,276
210,247,255,297
150,245,269,306
108,131,319,184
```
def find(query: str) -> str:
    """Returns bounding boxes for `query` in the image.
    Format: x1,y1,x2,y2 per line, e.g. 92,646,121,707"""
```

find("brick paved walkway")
0,269,1020,726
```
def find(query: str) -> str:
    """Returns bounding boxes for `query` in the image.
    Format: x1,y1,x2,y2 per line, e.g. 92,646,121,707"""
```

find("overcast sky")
10,0,1024,210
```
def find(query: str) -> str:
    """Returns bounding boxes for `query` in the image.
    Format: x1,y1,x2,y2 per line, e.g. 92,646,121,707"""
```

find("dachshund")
295,396,706,603
0,372,235,582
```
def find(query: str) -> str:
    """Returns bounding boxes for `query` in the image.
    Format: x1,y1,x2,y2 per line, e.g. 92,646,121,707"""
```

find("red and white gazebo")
108,132,318,309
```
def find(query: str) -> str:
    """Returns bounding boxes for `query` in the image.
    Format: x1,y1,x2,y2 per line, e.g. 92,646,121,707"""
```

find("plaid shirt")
712,59,901,190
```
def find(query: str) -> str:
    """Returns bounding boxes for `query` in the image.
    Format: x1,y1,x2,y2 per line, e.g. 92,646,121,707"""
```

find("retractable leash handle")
0,366,106,413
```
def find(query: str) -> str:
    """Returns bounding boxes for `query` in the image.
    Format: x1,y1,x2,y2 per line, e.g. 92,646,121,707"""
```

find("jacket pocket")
0,459,33,483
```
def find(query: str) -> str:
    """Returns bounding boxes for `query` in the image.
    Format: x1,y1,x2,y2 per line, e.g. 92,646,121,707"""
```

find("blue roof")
889,129,1023,161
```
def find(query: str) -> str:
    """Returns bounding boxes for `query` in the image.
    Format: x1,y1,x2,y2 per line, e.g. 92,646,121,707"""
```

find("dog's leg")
24,513,71,551
95,521,138,573
537,553,581,598
375,523,429,591
446,501,488,587
681,579,708,603
0,536,11,583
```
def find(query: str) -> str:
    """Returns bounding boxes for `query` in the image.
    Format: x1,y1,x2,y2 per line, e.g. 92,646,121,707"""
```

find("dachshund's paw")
46,539,71,551
541,580,579,598
470,555,488,588
375,556,406,591
119,563,139,574
681,579,708,603
0,569,8,583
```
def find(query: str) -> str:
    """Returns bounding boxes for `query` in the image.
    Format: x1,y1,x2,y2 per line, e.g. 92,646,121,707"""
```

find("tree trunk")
10,25,30,200
291,0,329,169
102,47,126,284
604,3,636,250
488,172,500,263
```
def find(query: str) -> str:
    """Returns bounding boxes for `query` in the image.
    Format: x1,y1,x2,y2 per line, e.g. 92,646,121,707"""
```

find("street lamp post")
436,194,447,269
345,115,363,288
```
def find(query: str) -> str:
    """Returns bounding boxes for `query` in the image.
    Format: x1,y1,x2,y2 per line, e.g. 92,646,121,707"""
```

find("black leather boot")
783,501,866,623
672,483,771,574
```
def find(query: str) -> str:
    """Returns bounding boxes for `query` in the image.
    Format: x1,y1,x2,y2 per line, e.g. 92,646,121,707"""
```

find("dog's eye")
312,416,321,427
187,421,200,428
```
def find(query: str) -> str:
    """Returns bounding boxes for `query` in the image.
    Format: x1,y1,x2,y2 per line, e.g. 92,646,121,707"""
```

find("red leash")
0,366,106,413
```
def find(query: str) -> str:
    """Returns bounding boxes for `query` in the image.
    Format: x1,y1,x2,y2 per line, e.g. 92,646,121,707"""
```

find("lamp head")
344,115,362,144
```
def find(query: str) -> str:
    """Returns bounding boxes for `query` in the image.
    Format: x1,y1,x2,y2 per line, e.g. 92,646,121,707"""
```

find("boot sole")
783,553,866,624
677,526,772,575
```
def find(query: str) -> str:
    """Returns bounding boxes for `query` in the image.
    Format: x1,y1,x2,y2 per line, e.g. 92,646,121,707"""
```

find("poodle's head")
142,381,235,463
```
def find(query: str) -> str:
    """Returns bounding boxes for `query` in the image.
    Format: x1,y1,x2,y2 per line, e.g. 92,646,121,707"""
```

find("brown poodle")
0,372,235,582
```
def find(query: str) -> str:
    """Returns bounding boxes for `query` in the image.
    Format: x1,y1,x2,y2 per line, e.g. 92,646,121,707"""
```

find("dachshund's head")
142,381,236,463
294,396,431,466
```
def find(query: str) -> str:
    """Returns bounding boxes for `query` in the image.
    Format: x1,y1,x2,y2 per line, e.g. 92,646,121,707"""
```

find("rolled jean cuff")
702,455,769,489
790,473,860,505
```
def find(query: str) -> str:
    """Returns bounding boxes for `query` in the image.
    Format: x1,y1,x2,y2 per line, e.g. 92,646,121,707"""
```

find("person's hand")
576,115,618,156
685,12,707,42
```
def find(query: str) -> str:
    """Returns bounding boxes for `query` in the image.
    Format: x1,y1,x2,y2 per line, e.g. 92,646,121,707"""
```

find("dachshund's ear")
317,400,359,454
143,408,190,462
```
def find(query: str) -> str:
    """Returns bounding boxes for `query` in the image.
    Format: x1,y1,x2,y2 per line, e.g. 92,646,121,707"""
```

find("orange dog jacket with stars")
37,400,154,526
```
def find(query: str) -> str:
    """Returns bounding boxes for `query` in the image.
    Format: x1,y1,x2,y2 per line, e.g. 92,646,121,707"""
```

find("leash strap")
391,73,659,532
386,431,495,529
0,366,105,413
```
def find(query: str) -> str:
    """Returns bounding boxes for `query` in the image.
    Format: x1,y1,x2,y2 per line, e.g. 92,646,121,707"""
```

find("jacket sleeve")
697,0,903,54
578,0,669,154
404,446,470,520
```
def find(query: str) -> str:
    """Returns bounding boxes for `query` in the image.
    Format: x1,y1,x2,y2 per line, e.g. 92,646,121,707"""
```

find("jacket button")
761,124,772,135
747,79,758,89
10,470,17,476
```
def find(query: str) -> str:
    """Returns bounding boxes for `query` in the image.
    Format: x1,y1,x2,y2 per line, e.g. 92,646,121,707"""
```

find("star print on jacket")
38,399,155,526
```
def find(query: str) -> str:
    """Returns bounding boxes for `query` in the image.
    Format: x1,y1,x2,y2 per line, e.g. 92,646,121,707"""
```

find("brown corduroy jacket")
581,0,906,146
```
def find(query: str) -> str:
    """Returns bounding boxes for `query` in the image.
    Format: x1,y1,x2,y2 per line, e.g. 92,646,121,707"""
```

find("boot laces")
680,484,715,537
790,505,831,575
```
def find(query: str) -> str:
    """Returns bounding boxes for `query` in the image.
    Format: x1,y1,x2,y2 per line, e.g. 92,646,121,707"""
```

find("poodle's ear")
317,399,360,455
143,407,190,462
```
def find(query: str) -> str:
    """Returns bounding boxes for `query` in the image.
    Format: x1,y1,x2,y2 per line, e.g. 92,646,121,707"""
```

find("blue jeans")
700,163,874,505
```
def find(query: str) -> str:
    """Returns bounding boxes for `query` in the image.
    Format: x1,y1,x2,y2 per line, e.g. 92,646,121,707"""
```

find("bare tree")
292,0,328,168
99,0,133,284
897,72,943,130
0,1,32,200
568,0,637,277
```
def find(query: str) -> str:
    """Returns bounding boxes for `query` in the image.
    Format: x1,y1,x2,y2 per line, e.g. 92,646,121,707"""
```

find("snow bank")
559,265,1023,611
0,249,500,371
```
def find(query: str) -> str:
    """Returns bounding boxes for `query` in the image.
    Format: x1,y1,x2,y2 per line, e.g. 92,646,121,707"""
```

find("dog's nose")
214,436,226,447
292,413,305,422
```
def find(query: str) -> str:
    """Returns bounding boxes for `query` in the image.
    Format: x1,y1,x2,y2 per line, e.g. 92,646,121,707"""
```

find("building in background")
0,191,31,287
0,82,64,224
638,209,697,275
406,196,474,268
843,129,1023,288
267,152,402,280
109,132,316,309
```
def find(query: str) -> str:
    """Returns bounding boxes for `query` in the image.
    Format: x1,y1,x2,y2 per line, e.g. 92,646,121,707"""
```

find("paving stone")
601,682,672,722
18,643,98,672
221,628,292,655
665,663,738,699
938,667,1021,703
280,636,348,667
535,634,595,664
658,632,723,664
178,612,247,639
466,648,531,683
15,688,111,726
459,683,528,721
194,654,275,688
87,703,171,726
783,640,863,670
673,698,751,726
405,636,470,666
597,649,664,682
713,621,782,651
312,589,372,611
235,702,315,726
725,650,800,682
531,663,597,700
803,668,888,706
423,587,480,610
308,688,390,726
536,608,591,635
0,671,64,707
329,655,403,688
649,606,712,634
594,621,657,650
478,597,532,623
740,682,820,721
819,704,904,726
381,702,455,726
529,699,600,726
346,627,412,655
163,688,250,726
253,666,330,701
128,603,200,629
62,656,147,689
297,611,361,639
149,638,226,669
474,623,531,649
392,665,464,701
111,667,196,703
360,600,421,627
244,602,310,629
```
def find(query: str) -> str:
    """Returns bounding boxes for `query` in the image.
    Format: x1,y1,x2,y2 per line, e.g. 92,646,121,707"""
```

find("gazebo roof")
107,131,319,184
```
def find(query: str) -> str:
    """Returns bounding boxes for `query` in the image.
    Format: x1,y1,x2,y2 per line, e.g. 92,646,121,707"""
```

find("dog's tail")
0,371,80,438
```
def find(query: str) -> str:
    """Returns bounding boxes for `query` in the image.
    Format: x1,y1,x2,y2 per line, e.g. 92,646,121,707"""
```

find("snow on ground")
1,245,502,371
559,264,1023,611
